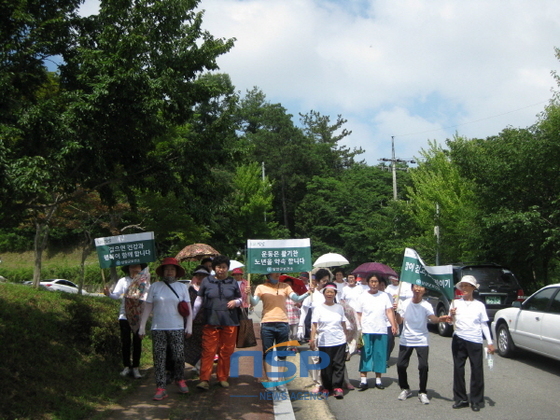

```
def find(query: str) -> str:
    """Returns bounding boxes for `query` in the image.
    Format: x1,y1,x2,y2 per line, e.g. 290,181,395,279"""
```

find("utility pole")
378,136,416,200
435,202,440,265
262,161,266,223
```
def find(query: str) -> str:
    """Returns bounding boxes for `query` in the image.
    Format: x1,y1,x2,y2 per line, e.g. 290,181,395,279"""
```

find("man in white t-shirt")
394,283,450,404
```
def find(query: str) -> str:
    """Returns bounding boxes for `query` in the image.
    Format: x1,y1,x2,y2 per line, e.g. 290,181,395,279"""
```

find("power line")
394,100,549,139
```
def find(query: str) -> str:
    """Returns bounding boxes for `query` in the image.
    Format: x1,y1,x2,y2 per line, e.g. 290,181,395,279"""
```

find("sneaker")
132,368,143,379
213,354,219,362
197,381,210,390
120,367,131,377
398,389,413,401
418,393,430,404
176,380,189,393
333,388,344,399
311,385,322,394
153,388,168,401
276,384,287,393
219,381,229,388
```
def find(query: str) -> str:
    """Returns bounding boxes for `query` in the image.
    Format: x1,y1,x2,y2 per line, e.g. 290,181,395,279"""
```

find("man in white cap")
449,275,495,412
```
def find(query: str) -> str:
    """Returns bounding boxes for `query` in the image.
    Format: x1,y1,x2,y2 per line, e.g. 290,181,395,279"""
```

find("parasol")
175,243,220,262
279,274,308,295
351,262,398,278
229,260,244,271
313,252,349,268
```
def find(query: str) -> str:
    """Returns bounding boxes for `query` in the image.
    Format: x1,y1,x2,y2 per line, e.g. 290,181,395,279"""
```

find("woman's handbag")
236,308,257,348
164,281,190,317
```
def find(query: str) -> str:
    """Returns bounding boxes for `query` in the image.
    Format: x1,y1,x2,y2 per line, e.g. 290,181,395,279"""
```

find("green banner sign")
400,248,454,300
94,232,156,269
246,238,312,274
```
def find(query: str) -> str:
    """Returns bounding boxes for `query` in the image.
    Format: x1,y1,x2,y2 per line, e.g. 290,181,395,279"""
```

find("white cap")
456,275,479,289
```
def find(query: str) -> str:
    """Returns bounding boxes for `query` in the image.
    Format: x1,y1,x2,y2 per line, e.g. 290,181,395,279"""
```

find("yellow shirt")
255,282,294,323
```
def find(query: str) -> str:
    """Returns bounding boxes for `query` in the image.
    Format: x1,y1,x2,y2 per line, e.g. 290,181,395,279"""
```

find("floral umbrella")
175,243,220,262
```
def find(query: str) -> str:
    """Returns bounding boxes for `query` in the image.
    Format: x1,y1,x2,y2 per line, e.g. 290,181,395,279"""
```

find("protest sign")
95,232,156,269
247,239,312,274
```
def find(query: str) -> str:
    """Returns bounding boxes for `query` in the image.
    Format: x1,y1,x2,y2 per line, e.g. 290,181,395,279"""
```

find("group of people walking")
106,258,495,411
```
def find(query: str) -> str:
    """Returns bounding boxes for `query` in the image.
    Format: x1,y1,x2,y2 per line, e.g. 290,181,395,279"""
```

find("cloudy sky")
80,0,560,165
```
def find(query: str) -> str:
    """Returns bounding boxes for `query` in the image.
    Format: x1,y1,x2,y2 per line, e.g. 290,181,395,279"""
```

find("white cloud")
78,0,560,164
200,0,560,163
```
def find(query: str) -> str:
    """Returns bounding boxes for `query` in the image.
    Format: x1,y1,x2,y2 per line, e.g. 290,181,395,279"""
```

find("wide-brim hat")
456,275,479,289
121,263,148,274
155,257,186,278
193,267,210,276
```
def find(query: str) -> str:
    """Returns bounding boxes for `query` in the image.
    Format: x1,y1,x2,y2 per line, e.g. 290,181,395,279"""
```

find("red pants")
200,325,238,382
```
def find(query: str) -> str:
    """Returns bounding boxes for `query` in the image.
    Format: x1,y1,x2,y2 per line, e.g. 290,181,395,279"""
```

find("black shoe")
471,403,480,412
358,382,369,391
375,382,385,390
452,400,469,409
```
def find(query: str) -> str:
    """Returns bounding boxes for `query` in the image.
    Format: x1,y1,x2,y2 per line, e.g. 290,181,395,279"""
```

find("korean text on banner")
400,248,454,300
247,238,312,274
94,232,156,269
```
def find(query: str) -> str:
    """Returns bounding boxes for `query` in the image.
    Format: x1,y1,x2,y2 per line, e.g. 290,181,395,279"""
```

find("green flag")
400,248,454,300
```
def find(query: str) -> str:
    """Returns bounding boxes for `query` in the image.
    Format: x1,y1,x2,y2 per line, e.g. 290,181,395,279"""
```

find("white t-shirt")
398,298,434,347
311,303,348,347
146,281,190,330
334,281,347,295
386,283,413,302
356,291,393,334
340,285,364,312
451,299,489,344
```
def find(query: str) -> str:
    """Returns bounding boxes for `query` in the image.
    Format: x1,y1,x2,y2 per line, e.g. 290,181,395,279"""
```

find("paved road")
321,328,560,420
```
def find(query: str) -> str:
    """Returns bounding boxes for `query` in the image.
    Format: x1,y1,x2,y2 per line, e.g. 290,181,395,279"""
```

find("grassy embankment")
0,251,153,420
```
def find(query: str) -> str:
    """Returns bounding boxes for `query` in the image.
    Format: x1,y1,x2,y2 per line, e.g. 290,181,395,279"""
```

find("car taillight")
516,289,526,301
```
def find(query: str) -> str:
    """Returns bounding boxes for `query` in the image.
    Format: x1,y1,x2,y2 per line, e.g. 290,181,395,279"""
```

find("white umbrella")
229,260,245,271
313,253,349,268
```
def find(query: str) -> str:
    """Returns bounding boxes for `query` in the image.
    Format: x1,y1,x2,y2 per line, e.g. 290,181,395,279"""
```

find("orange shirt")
255,282,294,323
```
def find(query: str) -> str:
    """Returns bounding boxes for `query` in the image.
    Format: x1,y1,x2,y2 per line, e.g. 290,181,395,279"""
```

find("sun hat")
456,275,479,289
121,263,148,274
193,267,210,276
231,268,243,275
155,257,186,278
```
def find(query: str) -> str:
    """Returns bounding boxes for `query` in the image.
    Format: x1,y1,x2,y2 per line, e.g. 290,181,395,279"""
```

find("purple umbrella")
351,262,398,278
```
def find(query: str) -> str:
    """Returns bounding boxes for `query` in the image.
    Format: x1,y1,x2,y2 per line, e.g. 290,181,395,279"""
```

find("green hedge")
0,283,153,420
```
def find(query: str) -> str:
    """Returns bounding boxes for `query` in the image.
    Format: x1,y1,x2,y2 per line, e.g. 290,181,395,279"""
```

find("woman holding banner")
104,263,148,379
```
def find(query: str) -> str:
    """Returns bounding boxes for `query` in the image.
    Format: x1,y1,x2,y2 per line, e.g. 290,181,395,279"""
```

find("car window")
58,280,76,287
548,288,560,315
523,287,556,312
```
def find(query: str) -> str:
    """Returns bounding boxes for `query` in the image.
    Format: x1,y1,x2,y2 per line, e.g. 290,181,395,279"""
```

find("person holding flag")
394,283,451,404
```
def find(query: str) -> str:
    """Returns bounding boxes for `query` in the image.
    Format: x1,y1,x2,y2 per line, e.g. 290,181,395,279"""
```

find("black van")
424,264,525,336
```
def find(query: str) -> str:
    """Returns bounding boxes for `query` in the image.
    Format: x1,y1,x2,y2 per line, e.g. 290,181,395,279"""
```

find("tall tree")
1,0,235,285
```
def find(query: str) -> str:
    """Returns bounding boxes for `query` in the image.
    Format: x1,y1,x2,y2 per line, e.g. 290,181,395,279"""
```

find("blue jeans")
261,322,290,360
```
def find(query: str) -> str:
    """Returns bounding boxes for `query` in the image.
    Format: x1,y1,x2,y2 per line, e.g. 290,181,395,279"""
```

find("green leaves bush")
0,283,150,419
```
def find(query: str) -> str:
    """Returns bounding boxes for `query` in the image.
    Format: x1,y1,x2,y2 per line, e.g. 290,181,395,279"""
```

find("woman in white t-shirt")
448,275,495,412
139,257,193,401
310,282,348,399
356,273,398,390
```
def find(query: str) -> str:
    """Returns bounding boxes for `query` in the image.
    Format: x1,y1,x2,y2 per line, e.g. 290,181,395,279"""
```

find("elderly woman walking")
139,257,193,401
192,255,242,390
449,275,495,412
